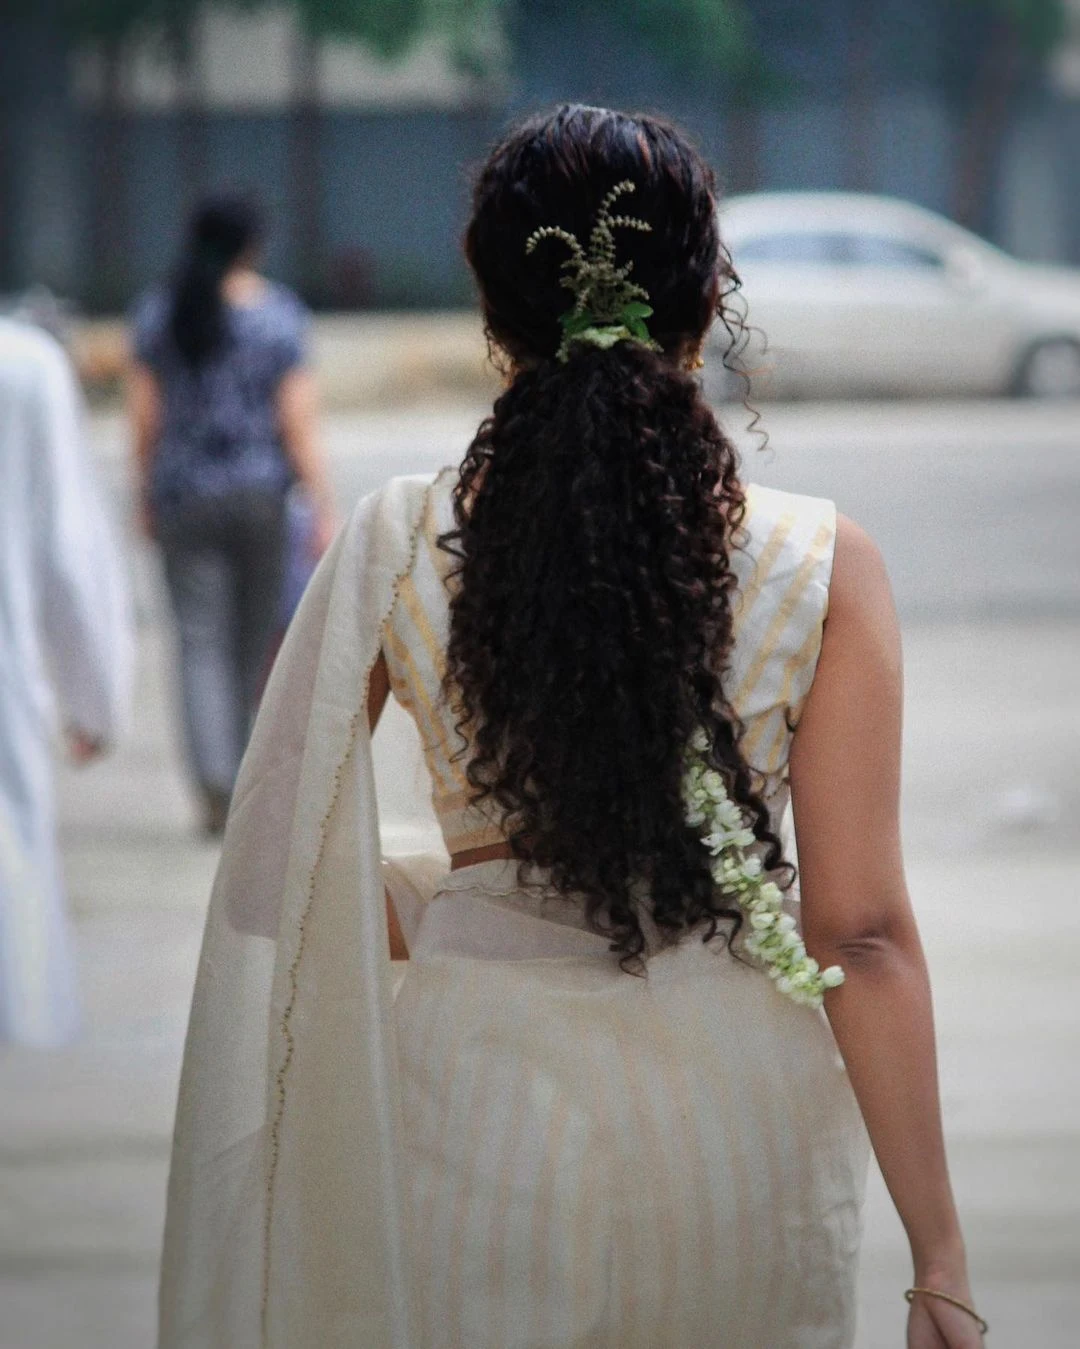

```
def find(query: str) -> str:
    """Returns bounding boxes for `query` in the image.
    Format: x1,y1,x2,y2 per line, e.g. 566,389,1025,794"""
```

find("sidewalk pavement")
74,313,501,410
1,615,1077,1348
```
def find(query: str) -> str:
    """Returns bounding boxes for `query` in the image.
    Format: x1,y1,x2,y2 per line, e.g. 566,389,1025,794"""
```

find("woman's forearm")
126,362,162,536
127,362,160,486
818,927,966,1278
283,417,333,505
132,424,155,481
277,368,333,506
789,519,980,1335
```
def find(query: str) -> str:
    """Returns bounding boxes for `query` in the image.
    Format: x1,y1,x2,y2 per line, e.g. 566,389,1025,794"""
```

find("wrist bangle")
905,1287,988,1334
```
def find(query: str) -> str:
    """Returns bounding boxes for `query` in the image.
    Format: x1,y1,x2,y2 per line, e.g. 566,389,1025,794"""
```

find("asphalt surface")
89,395,1080,620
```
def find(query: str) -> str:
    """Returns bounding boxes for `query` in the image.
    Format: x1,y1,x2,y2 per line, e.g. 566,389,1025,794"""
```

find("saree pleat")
393,867,869,1348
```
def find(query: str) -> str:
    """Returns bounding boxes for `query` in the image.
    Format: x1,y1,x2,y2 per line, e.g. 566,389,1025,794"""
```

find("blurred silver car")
710,192,1080,399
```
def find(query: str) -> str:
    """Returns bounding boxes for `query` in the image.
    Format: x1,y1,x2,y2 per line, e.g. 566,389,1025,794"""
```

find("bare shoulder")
791,515,904,800
806,514,903,709
830,514,892,613
827,514,898,645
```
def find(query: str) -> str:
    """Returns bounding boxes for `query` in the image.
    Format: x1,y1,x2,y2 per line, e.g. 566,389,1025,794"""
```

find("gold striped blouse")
381,472,836,855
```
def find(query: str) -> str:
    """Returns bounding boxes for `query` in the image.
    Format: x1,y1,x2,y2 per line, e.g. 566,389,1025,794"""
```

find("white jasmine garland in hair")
683,728,844,1009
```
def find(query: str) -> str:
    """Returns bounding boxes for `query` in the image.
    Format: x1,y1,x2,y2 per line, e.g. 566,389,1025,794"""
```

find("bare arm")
126,359,162,537
368,649,390,735
276,367,338,555
367,650,409,961
789,517,982,1348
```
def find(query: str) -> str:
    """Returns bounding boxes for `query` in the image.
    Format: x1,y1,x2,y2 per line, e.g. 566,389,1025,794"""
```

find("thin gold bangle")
905,1287,989,1334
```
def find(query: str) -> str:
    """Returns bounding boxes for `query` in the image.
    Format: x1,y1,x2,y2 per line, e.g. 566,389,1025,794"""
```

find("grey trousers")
158,490,286,798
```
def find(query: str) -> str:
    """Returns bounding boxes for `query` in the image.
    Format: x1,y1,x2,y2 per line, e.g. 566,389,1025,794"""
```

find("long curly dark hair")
440,104,787,967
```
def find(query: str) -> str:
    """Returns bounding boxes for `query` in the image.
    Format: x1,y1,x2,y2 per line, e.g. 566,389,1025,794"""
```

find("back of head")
443,104,785,966
169,194,262,368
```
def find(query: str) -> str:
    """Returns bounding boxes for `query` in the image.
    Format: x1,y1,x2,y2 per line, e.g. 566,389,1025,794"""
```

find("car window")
734,229,947,271
734,232,849,264
846,235,945,269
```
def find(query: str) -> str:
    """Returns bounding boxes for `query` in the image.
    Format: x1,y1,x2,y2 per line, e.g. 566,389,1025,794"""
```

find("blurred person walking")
128,195,335,837
160,110,985,1348
0,317,132,1048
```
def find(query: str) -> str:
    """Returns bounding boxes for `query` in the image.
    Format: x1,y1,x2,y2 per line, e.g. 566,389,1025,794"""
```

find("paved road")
1,401,1078,1348
89,396,1080,620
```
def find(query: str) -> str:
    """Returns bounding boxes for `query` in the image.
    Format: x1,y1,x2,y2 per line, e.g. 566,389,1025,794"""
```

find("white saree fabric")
398,863,868,1349
161,470,870,1348
160,474,434,1347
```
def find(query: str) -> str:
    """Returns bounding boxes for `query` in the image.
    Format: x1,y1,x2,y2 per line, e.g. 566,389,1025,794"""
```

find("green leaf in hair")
526,182,662,362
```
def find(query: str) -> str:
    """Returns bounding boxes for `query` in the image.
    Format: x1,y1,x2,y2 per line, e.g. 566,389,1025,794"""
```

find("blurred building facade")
2,0,1079,311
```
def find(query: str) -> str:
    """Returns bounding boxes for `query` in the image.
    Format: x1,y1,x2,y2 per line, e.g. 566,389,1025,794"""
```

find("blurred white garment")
0,318,133,1047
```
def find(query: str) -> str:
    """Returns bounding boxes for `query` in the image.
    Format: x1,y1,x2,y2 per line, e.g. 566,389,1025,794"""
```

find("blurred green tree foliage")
950,0,1068,226
967,0,1067,55
27,0,761,80
12,0,207,45
513,0,759,81
22,0,1067,79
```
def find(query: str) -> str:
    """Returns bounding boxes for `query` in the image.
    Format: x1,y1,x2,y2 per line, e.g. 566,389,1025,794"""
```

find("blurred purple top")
131,283,309,512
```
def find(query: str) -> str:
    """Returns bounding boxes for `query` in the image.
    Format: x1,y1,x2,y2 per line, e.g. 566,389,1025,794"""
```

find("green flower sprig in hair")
525,180,662,363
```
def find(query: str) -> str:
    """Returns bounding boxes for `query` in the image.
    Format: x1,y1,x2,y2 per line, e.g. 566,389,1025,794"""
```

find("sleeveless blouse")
381,470,836,856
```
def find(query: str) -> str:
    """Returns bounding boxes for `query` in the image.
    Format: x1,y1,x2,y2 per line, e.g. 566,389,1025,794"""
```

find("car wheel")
1016,338,1080,398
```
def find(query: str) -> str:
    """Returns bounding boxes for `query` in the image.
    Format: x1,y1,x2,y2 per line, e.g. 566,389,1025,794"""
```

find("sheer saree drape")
160,473,437,1348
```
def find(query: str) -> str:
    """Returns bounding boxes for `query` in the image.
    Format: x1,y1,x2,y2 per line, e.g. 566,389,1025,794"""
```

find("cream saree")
159,471,869,1349
160,474,435,1347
